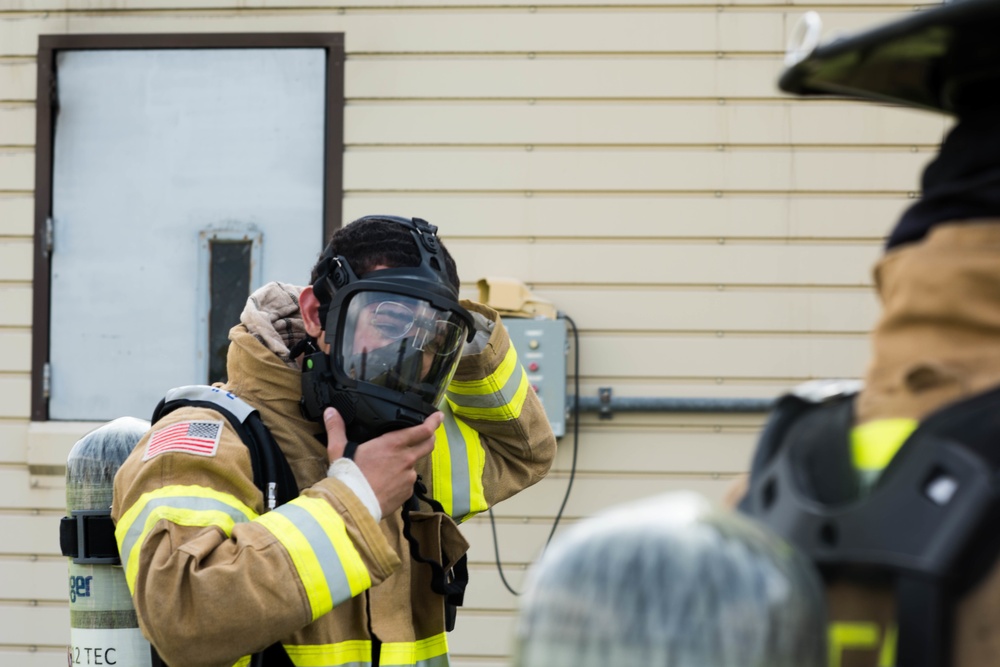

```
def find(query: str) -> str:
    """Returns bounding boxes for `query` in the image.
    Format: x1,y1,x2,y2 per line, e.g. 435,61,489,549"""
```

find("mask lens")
410,318,464,357
337,291,469,405
371,301,415,339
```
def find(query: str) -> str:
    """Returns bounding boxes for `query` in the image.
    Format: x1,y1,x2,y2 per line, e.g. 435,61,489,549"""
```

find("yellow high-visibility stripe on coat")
116,485,370,620
283,639,371,666
432,402,487,522
446,343,529,422
281,633,449,667
431,342,531,522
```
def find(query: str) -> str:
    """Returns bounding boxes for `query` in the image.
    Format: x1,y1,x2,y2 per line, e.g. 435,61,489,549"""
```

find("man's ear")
300,286,325,339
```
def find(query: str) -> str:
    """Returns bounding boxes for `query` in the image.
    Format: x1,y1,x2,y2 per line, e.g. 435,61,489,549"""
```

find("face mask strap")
312,255,360,324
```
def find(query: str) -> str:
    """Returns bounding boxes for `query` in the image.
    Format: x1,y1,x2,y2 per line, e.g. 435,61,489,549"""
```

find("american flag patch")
143,421,223,461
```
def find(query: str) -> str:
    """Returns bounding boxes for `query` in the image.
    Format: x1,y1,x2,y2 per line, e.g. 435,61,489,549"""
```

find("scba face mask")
342,292,468,400
301,217,476,444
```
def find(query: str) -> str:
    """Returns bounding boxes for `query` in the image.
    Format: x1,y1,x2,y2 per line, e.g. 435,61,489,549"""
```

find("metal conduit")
569,389,775,418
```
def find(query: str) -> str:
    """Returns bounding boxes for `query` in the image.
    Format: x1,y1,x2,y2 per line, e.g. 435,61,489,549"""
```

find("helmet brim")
779,0,1000,116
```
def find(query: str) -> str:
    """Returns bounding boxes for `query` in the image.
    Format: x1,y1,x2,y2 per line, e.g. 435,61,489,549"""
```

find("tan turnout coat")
111,284,557,667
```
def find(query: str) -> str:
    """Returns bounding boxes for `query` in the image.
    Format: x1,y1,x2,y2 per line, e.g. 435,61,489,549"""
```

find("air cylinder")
64,417,152,667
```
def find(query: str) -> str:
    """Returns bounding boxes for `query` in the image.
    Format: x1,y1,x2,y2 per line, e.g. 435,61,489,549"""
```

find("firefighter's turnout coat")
111,282,557,667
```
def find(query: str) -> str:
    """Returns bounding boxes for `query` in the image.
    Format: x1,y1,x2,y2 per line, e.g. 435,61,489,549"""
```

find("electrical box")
502,317,568,438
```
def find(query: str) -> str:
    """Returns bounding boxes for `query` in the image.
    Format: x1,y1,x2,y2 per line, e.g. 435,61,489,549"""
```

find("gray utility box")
502,317,568,438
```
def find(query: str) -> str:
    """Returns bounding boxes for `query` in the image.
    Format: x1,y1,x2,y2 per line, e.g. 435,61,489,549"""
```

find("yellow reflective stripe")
115,485,257,592
449,370,529,422
232,656,252,667
449,343,518,395
432,403,488,522
256,496,372,621
879,624,898,667
829,621,882,667
380,633,449,666
458,415,487,521
283,640,371,667
850,419,918,472
431,418,454,517
447,344,529,421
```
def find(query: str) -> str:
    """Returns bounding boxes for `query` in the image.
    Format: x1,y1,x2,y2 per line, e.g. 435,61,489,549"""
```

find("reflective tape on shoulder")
433,405,487,522
850,418,917,472
283,639,372,666
164,385,256,423
255,496,372,620
379,633,449,667
116,485,257,592
446,345,528,421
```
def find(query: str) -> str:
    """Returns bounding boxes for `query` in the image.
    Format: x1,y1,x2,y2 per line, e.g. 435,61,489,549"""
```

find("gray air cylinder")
64,417,152,667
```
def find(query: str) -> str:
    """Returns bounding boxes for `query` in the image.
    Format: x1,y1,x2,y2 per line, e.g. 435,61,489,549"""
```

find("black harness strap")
896,576,951,667
740,382,1000,667
152,386,299,510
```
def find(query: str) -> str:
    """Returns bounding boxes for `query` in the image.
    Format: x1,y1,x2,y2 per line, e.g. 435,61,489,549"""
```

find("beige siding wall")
0,1,946,665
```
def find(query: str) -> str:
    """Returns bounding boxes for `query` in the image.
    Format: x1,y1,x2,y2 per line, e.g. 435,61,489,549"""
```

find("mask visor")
339,291,469,406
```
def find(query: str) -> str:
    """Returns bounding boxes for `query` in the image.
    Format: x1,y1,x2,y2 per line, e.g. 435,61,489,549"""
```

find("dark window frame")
31,32,345,421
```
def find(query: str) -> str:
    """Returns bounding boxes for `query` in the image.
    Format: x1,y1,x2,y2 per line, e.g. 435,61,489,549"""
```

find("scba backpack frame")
61,385,297,667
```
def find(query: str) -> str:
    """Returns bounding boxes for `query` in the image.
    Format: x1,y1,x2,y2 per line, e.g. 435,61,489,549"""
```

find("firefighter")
111,215,557,666
739,2,1000,666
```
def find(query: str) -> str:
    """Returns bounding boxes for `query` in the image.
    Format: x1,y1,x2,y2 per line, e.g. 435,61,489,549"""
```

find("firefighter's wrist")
328,458,382,522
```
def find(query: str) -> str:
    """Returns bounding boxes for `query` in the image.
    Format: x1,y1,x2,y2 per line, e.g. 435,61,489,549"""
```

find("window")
201,228,261,384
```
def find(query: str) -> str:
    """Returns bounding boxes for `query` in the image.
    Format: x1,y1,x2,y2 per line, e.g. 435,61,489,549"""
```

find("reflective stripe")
446,345,529,421
433,403,487,522
115,485,257,592
280,636,449,667
828,621,882,667
879,624,898,667
380,633,449,667
256,496,372,620
284,639,371,667
850,419,918,472
232,656,252,667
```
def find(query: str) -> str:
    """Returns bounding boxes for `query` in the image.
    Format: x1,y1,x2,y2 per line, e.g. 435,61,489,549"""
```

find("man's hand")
324,407,442,517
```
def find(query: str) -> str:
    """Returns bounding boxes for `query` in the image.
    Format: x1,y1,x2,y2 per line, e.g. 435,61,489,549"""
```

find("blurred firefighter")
739,2,1000,666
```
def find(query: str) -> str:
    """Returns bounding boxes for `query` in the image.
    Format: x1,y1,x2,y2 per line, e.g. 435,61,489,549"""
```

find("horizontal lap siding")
448,239,883,285
346,102,945,146
0,9,926,58
0,0,944,8
344,147,930,192
0,2,942,664
0,377,29,418
347,194,915,238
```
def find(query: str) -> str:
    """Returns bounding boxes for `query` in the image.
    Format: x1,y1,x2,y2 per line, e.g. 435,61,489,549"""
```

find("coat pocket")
406,510,469,572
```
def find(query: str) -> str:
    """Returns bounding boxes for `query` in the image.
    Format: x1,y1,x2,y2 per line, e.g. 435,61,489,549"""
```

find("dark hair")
311,215,460,290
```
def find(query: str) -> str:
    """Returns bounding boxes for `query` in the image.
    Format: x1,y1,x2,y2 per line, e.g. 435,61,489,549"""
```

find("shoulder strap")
741,383,1000,667
151,386,298,666
152,385,299,510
